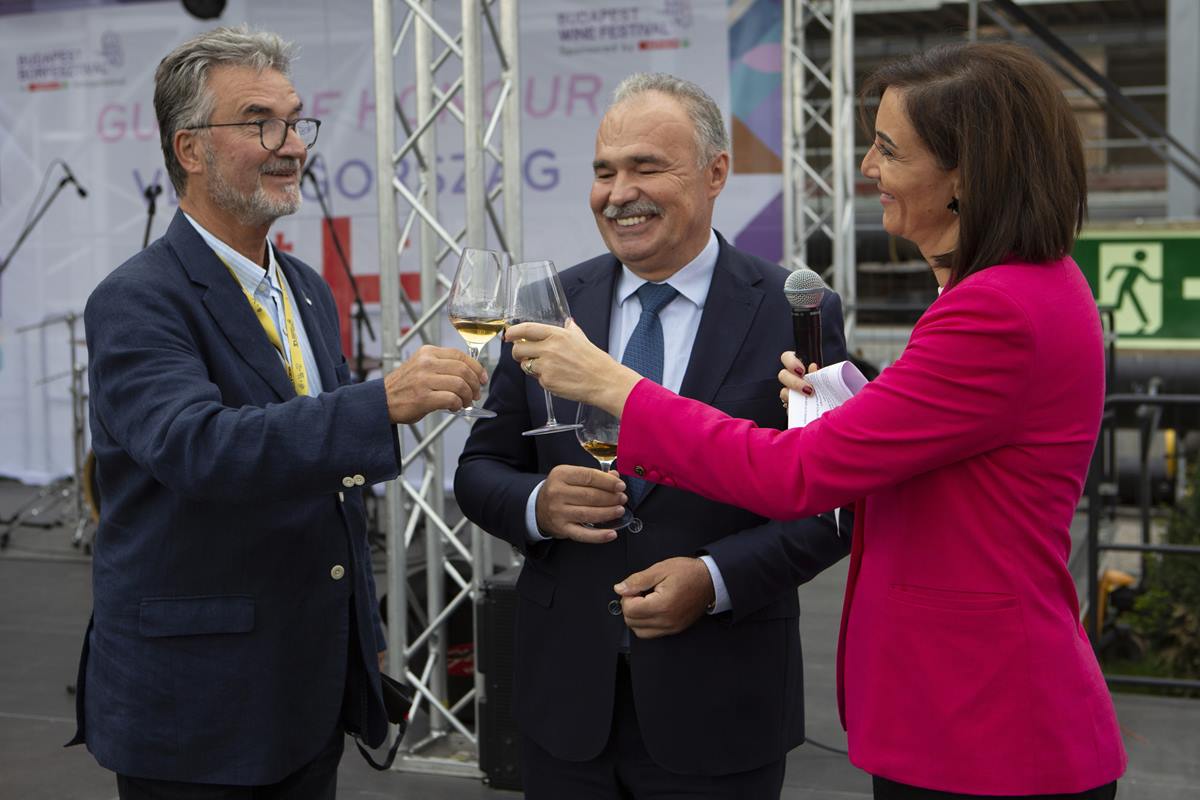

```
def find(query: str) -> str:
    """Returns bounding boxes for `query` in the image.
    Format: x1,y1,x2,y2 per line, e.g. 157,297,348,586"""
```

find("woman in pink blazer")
507,42,1126,799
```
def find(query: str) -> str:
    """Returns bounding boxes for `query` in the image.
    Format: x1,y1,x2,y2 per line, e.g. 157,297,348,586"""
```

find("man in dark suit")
455,73,850,798
69,27,485,799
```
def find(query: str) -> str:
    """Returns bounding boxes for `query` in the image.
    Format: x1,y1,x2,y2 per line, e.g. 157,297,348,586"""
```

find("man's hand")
536,464,627,544
614,557,716,638
385,345,488,424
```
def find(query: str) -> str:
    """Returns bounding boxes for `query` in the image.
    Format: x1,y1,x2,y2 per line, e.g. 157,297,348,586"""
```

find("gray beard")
205,149,301,228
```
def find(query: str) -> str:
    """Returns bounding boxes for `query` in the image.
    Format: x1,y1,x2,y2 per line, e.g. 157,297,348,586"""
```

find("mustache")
602,200,663,219
260,157,301,176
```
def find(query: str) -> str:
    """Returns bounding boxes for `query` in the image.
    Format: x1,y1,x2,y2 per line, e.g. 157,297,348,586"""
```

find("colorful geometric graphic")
729,0,784,261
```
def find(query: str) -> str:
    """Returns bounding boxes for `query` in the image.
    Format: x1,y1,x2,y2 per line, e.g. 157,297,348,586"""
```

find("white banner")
0,0,785,482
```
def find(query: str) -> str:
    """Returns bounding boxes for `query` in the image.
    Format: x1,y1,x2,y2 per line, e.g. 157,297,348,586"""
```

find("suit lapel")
641,235,764,508
563,257,617,355
678,235,764,405
166,211,294,402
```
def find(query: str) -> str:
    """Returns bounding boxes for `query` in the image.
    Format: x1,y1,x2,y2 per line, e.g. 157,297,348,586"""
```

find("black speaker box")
477,566,522,791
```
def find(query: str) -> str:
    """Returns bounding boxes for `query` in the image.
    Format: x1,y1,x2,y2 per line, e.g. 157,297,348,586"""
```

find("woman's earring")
947,197,960,216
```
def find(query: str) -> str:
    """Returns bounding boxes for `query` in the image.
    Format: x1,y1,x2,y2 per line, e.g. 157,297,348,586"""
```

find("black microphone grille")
784,267,826,310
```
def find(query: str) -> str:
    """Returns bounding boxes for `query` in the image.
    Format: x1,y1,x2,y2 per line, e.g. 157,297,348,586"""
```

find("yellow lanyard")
219,257,310,397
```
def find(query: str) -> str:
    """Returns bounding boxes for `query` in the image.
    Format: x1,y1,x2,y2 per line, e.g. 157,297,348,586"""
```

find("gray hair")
610,73,729,168
154,25,295,195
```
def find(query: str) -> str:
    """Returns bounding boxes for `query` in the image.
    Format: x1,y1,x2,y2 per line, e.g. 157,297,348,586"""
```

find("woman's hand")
504,319,642,417
777,350,816,408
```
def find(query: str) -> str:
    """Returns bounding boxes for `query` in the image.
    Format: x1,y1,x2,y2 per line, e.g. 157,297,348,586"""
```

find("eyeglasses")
185,117,321,151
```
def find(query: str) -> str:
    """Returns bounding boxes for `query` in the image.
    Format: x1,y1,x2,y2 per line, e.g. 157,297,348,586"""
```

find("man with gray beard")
456,73,850,798
69,27,486,799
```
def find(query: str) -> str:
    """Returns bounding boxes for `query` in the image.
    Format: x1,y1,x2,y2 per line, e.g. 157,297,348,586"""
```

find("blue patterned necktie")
620,281,679,504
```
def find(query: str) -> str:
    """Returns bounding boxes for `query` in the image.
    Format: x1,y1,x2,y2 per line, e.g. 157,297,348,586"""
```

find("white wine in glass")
508,260,582,436
576,403,634,530
447,247,509,419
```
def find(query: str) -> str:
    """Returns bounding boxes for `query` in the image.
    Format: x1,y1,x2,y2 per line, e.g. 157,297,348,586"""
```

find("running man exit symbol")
1099,243,1163,336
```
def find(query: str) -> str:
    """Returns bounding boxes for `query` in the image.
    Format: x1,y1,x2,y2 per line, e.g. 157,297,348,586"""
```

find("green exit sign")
1074,226,1200,349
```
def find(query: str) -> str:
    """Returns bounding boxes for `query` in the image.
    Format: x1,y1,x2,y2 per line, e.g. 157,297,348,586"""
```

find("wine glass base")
450,406,497,419
585,508,637,532
521,422,582,436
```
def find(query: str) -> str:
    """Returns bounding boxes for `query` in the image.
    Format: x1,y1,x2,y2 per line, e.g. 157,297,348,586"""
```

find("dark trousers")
116,726,344,800
873,776,1118,800
521,655,786,800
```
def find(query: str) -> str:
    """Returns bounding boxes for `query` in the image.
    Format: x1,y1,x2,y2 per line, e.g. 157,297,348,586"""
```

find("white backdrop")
0,0,783,482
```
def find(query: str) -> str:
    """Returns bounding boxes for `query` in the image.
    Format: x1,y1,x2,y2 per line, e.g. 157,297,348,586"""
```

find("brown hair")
859,41,1087,285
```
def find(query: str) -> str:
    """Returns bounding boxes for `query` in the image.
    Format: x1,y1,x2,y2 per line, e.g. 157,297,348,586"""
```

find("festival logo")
554,1,694,56
15,30,127,93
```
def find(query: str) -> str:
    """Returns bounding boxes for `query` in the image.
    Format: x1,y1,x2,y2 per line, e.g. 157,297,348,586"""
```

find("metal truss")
372,0,521,776
783,0,857,348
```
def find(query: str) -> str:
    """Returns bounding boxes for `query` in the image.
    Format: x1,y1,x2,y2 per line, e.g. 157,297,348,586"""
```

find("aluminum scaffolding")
783,0,857,348
371,0,521,775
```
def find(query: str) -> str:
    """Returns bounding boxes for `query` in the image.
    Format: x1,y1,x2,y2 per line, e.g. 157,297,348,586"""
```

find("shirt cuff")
524,480,551,542
699,554,731,614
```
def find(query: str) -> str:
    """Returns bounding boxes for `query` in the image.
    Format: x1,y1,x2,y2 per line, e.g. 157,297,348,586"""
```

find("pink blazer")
618,257,1126,794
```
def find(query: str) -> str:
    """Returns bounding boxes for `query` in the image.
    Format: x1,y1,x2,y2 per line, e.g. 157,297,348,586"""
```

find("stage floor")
1,478,1196,800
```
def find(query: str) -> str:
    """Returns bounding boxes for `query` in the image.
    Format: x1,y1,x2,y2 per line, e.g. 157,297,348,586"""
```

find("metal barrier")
1085,392,1200,692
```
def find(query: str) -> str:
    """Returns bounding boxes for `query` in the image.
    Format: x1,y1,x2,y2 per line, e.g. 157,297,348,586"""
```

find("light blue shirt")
523,231,732,613
184,213,322,397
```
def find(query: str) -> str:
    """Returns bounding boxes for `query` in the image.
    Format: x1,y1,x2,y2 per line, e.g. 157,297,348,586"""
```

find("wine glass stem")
464,346,481,411
542,389,558,425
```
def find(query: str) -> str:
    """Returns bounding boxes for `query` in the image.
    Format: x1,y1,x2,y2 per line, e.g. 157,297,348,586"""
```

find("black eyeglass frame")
184,117,321,151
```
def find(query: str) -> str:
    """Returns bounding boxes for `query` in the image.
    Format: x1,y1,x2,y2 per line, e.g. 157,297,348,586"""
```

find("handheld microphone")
784,267,827,369
60,160,88,198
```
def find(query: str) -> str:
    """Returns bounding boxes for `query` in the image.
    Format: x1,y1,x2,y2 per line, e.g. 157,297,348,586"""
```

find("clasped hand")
384,345,488,424
614,557,716,639
504,320,640,418
777,350,817,407
536,465,627,544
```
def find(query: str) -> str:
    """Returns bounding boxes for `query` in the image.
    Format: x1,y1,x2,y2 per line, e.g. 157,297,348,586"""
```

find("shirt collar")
615,229,719,310
183,211,280,297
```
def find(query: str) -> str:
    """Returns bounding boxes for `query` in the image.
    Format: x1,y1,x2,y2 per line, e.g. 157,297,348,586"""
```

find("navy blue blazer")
70,211,399,784
455,233,851,776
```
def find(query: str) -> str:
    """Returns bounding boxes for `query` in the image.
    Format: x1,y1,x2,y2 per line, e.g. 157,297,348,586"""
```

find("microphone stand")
142,183,163,249
304,158,376,382
0,176,77,279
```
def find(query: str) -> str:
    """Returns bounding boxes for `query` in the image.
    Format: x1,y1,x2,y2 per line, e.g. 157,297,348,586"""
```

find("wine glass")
575,403,635,530
507,260,582,436
447,247,509,419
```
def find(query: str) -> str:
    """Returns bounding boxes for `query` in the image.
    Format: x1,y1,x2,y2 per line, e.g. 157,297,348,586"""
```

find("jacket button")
330,565,345,580
353,474,366,486
342,476,355,488
634,466,645,476
627,517,643,534
607,600,622,616
337,491,345,502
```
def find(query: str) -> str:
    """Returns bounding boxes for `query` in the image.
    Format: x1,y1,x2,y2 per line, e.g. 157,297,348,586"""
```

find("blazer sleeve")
454,340,551,557
701,289,851,621
85,273,401,504
618,282,1034,521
